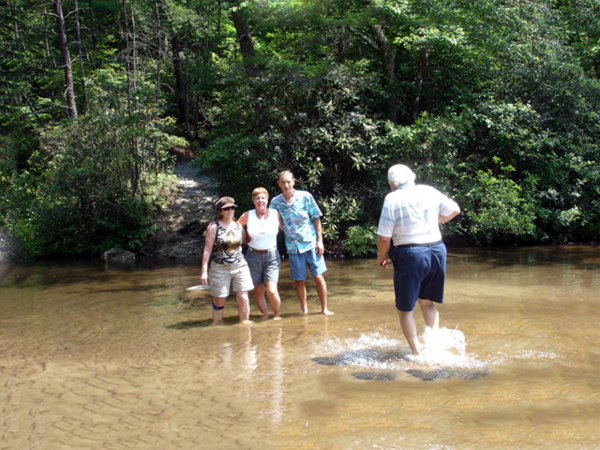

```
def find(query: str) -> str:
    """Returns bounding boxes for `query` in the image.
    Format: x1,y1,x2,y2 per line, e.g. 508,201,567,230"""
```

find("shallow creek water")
1,245,599,450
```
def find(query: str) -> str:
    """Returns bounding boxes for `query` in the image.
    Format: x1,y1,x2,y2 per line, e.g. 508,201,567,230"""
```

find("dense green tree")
1,0,599,258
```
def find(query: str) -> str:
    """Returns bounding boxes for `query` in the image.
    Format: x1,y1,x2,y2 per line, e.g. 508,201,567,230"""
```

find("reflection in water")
0,246,599,449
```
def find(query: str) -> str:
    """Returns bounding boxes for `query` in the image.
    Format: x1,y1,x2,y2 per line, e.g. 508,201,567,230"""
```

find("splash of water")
412,327,485,369
313,327,486,372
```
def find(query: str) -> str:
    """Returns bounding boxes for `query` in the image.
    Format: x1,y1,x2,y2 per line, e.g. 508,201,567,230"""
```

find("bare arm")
240,222,250,244
200,223,217,285
237,211,249,226
312,217,325,257
439,207,461,224
377,235,392,268
237,212,251,243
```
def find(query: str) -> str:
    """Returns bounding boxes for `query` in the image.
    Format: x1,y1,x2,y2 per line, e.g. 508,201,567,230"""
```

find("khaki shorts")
209,259,254,297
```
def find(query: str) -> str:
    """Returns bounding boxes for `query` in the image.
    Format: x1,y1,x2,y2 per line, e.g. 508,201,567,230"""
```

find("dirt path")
140,161,219,262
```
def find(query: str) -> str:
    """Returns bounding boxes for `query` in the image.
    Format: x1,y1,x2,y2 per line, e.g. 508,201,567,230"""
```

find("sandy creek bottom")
1,245,599,450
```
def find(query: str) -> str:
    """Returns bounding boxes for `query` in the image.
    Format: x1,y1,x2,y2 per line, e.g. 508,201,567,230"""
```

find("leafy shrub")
343,225,378,256
320,193,362,240
458,169,537,244
193,132,282,205
3,101,181,257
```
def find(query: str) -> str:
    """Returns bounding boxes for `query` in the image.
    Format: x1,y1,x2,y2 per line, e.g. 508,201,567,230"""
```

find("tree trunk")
417,47,432,114
121,0,132,106
154,0,164,105
87,0,99,57
172,35,191,138
54,0,78,118
231,10,258,78
74,0,88,113
369,24,397,122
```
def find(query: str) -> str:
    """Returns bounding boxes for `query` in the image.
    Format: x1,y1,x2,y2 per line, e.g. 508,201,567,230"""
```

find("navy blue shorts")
390,241,447,312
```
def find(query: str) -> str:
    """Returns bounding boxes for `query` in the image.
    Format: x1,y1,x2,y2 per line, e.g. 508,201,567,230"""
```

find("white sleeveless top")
247,208,279,250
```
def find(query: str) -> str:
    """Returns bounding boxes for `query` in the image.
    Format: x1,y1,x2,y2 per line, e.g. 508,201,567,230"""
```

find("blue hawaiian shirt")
270,190,322,254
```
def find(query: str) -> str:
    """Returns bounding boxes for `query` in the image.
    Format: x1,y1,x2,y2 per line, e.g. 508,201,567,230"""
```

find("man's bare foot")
211,321,224,326
300,309,309,315
321,309,334,316
240,319,254,326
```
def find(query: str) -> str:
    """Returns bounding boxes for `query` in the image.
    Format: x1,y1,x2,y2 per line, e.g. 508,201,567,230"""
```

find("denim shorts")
390,241,447,312
209,259,254,297
288,247,327,281
245,247,281,286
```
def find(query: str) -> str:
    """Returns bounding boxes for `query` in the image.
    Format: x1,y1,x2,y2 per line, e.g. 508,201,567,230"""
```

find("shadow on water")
166,318,218,329
405,367,491,381
314,348,492,382
167,311,311,330
352,371,398,382
349,368,490,382
312,347,412,366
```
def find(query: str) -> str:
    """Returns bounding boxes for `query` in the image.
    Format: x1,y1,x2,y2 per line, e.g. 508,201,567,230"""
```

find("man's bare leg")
398,309,422,355
418,299,439,329
264,281,282,320
295,280,309,314
313,274,333,315
253,284,269,318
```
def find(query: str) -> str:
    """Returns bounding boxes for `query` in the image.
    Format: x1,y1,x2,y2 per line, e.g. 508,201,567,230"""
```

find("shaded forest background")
1,0,599,258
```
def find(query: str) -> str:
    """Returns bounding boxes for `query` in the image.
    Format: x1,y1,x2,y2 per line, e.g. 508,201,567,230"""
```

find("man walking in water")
271,170,334,316
377,164,460,355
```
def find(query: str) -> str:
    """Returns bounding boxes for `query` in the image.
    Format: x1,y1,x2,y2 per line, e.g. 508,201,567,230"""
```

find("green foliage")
320,194,362,240
343,225,378,257
199,60,389,219
1,67,183,257
9,185,156,256
2,0,600,258
193,132,281,204
459,169,537,244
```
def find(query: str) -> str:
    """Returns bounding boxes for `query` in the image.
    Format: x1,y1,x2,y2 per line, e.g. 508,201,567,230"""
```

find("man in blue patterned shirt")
271,171,334,316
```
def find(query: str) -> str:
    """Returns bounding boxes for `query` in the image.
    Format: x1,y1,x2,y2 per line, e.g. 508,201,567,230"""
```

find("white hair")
388,164,416,188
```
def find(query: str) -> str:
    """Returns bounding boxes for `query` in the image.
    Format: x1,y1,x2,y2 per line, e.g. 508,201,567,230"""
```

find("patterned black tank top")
211,222,243,264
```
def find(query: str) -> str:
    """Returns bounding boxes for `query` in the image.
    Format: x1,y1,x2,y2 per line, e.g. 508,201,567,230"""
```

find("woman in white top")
238,187,283,320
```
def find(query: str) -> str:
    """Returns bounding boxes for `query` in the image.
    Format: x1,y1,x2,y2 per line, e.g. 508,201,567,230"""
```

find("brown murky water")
1,246,599,450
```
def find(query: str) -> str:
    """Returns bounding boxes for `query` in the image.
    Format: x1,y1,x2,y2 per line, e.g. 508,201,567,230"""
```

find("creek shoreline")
1,160,597,266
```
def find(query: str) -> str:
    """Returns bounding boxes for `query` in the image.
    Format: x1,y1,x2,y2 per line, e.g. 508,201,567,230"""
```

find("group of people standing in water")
200,165,460,356
200,170,333,326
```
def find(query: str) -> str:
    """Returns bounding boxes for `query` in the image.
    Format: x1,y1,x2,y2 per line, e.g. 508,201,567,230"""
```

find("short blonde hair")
252,187,269,200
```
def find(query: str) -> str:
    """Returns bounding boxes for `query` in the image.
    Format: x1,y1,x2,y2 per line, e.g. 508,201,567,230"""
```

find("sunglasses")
221,206,236,211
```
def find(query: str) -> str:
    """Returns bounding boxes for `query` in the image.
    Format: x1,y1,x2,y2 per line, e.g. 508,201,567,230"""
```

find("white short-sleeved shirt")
377,183,459,246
